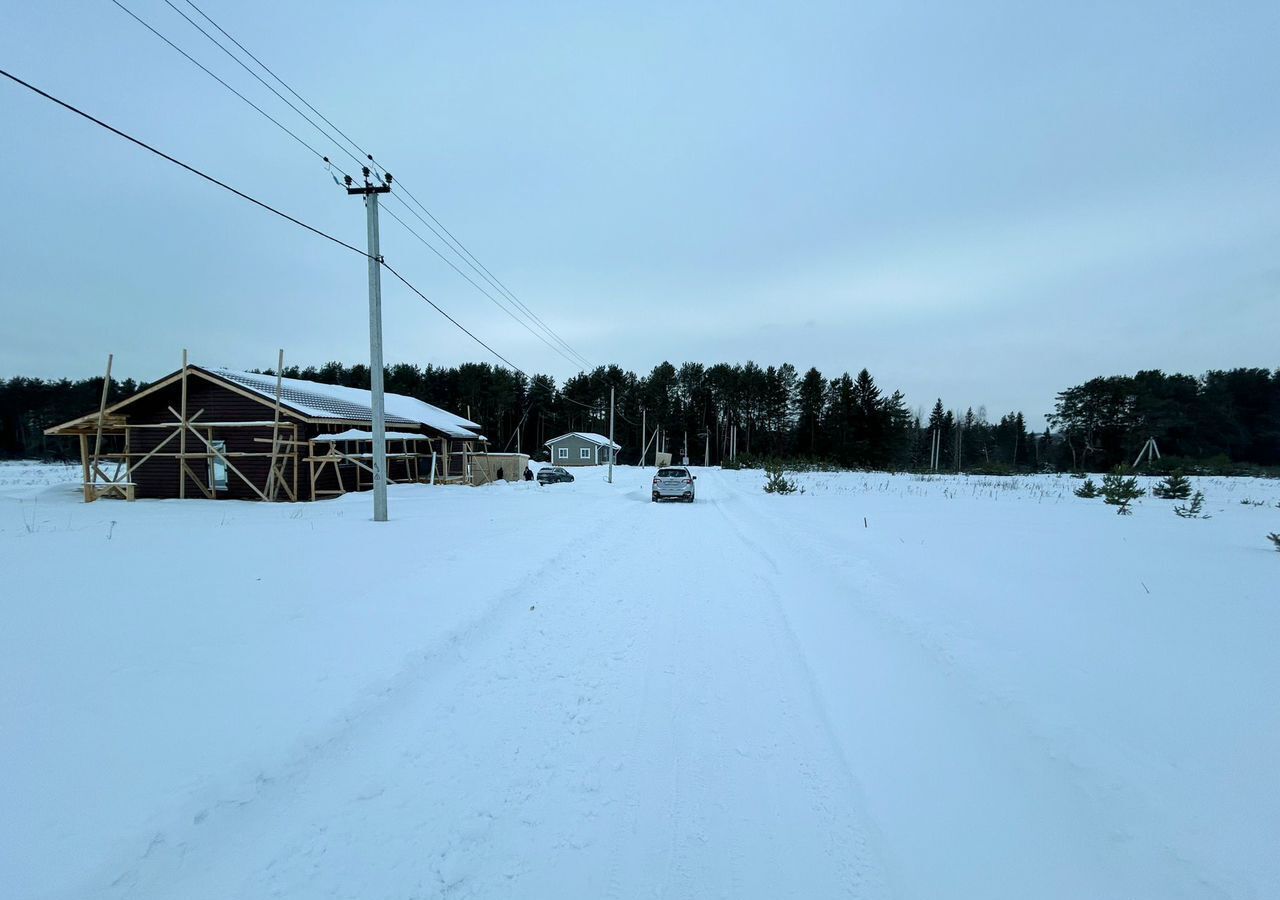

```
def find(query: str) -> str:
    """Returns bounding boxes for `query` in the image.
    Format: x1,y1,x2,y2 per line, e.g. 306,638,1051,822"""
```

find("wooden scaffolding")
56,349,487,502
71,350,299,502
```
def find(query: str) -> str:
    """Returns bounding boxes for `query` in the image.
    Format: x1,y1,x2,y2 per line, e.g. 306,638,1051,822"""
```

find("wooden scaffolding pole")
79,433,91,503
88,353,113,495
179,349,189,500
169,406,268,501
265,348,294,501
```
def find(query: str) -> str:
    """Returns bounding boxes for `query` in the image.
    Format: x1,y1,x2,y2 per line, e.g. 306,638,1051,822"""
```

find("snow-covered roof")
544,431,621,450
205,368,482,439
312,430,434,442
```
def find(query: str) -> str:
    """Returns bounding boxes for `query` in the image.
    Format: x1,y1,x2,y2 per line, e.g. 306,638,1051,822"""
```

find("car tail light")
684,478,692,485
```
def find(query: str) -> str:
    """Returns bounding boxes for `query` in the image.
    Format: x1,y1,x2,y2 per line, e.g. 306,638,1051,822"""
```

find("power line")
380,262,525,376
404,186,591,363
107,0,345,176
0,67,529,376
2,67,365,256
158,0,368,176
381,182,594,368
180,0,372,169
170,0,594,370
560,390,641,427
380,191,592,369
380,200,587,370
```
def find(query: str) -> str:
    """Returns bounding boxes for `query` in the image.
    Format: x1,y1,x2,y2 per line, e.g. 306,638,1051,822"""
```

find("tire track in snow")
86,515,646,899
88,476,893,899
707,471,1236,900
705,491,897,898
601,490,893,899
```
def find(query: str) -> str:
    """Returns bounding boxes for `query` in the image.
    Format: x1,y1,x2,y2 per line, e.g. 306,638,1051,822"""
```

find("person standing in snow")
523,466,533,481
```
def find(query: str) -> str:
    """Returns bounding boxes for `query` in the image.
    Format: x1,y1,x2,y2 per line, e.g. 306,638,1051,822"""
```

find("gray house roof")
208,368,483,439
544,431,621,450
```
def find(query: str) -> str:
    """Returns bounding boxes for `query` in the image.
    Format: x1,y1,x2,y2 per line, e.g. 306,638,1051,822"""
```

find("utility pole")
346,167,392,521
608,387,615,484
640,408,646,467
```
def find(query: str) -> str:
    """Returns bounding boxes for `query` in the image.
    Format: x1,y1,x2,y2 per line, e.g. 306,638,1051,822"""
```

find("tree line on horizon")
2,362,1277,473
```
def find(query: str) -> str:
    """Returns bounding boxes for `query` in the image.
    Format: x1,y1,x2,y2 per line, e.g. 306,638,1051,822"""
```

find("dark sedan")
536,466,575,485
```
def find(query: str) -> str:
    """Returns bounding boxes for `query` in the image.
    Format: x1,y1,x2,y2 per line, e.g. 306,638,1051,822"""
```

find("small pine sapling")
1268,532,1280,552
763,463,800,495
1101,471,1144,515
1152,471,1191,500
1073,478,1100,499
1174,491,1209,519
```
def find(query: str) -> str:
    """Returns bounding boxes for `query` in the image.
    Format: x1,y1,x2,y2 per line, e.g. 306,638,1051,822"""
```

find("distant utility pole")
608,386,615,484
346,167,392,522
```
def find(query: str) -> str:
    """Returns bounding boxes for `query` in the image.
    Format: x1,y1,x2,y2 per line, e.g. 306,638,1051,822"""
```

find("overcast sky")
2,0,1277,425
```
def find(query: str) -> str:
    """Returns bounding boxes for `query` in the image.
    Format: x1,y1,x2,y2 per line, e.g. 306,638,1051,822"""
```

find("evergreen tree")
1152,471,1192,499
1074,478,1100,498
1101,471,1144,514
849,369,886,467
1174,491,1208,519
925,400,952,469
825,374,857,467
883,390,914,469
795,368,826,458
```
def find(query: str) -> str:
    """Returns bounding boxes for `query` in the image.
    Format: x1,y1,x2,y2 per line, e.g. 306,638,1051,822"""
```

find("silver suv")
652,466,696,502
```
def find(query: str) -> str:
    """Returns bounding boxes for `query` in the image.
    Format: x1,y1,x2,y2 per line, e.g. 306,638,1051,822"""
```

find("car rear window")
657,468,687,477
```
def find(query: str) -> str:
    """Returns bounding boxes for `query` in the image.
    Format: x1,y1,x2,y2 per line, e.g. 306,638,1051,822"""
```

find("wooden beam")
125,420,290,429
179,350,188,500
90,354,113,493
181,461,215,499
266,348,285,500
124,428,179,474
169,407,270,502
79,433,92,503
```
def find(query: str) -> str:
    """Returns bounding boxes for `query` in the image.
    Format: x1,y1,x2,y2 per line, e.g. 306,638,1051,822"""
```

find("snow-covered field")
2,462,1277,899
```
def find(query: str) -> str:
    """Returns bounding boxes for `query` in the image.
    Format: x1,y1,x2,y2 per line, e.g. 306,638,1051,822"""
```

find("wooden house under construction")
44,362,489,502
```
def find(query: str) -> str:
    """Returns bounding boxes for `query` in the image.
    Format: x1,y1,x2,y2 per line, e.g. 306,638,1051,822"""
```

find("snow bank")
2,465,1276,898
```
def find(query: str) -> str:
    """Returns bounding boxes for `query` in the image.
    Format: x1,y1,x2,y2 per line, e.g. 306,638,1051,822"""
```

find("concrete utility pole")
640,409,646,467
608,387,615,484
346,167,392,521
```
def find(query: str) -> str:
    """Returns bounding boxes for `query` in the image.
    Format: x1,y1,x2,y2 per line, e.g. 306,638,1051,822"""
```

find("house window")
580,447,591,459
209,440,229,491
558,447,568,459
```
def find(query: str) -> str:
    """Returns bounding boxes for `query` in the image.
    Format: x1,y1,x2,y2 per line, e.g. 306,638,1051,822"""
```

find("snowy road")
97,475,893,898
4,465,1277,898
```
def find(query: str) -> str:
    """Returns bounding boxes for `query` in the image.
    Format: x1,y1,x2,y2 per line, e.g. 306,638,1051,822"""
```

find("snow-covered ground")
2,463,1277,899
0,459,84,494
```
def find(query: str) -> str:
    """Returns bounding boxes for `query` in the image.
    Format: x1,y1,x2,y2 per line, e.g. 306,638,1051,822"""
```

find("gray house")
545,432,621,466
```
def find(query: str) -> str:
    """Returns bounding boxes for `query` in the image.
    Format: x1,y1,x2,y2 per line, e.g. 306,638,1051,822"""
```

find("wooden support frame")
179,350,189,499
88,354,112,498
80,354,138,502
264,349,296,501
167,405,270,501
61,348,473,504
303,434,436,501
79,434,91,502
